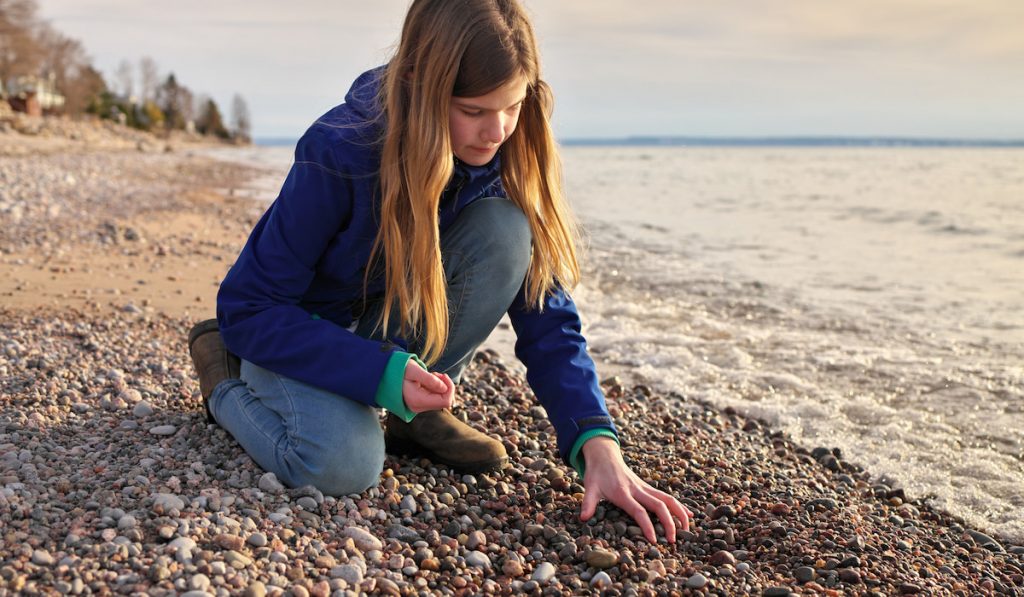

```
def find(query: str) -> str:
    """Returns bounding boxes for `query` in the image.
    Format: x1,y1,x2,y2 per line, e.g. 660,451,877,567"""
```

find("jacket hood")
343,65,387,126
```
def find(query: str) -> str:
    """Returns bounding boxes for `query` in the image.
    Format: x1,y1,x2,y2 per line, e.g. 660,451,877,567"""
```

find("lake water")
209,143,1024,543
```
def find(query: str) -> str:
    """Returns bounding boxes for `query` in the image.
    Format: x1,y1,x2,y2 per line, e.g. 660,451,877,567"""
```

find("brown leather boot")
188,319,241,423
385,410,507,474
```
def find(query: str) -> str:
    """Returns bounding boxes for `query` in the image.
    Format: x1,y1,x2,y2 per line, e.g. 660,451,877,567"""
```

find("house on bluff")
5,73,66,117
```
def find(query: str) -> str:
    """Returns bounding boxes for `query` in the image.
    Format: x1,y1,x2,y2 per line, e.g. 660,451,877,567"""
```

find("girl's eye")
461,110,482,117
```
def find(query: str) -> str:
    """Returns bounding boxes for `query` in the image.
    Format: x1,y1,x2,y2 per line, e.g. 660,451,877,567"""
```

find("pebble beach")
2,126,1023,595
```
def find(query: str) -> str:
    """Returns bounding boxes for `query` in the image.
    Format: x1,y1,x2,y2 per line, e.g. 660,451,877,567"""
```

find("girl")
189,0,692,543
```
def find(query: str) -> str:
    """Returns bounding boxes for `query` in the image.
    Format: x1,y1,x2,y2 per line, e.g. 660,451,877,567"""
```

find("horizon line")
252,135,1024,148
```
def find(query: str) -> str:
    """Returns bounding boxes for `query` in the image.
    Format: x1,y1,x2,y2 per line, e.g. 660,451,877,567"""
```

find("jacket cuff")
568,428,619,478
374,351,422,423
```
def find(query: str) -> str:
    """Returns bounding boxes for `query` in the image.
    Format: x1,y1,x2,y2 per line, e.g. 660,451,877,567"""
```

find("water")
212,143,1024,542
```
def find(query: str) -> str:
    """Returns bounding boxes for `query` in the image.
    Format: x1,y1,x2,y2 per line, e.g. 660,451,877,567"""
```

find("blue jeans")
209,198,531,496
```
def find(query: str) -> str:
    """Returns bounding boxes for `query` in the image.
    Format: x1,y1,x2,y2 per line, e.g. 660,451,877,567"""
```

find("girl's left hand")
579,436,693,543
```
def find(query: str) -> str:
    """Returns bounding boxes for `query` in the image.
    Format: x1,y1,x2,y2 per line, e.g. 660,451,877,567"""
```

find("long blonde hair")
368,0,580,365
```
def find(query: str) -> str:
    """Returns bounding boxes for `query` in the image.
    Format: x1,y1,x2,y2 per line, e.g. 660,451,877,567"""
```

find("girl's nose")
483,116,505,144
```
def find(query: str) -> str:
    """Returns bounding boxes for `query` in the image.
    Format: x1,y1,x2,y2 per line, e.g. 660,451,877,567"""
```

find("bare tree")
230,93,251,142
177,84,194,130
0,0,42,86
114,59,133,99
138,55,158,102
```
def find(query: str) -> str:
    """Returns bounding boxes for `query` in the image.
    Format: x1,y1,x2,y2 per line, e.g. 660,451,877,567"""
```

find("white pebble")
149,424,176,436
531,562,556,583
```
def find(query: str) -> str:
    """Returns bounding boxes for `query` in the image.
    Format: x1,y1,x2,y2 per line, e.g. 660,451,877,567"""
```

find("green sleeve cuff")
374,351,425,423
569,428,619,477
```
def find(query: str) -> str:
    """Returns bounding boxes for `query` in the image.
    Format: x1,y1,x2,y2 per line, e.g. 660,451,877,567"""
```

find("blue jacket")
217,67,616,468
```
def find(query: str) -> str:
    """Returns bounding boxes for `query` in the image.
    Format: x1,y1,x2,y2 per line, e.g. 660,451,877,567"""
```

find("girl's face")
449,75,529,166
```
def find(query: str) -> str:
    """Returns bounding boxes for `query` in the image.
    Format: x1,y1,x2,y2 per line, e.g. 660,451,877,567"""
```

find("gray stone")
331,564,363,586
399,494,417,513
133,401,154,417
258,472,285,493
31,549,54,566
296,496,318,510
387,524,420,543
795,566,815,583
686,573,707,589
465,550,490,568
148,424,176,436
247,533,268,547
966,529,1003,551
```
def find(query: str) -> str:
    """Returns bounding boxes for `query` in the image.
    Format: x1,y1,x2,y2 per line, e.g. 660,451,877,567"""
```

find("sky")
35,0,1024,140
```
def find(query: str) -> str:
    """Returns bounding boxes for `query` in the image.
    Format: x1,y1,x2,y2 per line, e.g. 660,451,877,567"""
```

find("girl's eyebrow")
453,96,527,111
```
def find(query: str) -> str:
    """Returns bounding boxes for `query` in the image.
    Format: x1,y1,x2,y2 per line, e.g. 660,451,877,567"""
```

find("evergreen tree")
196,98,229,139
156,73,184,130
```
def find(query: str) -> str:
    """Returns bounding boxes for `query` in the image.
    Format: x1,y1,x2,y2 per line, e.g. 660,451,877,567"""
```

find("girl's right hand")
403,361,455,413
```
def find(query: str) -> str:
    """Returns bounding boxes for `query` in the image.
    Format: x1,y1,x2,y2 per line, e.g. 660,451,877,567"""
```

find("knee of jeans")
463,198,532,280
286,426,386,497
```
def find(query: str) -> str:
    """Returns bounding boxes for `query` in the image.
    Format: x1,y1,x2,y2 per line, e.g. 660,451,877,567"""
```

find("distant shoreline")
254,135,1024,148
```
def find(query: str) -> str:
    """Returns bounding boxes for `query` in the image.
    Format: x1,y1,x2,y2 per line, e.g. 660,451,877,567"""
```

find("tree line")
0,0,251,141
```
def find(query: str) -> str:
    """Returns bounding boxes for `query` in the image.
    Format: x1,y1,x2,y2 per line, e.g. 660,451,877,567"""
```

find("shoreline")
1,142,1022,594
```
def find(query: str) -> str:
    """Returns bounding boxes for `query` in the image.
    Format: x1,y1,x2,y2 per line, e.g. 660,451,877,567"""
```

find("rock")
247,533,268,547
532,562,556,583
795,566,815,583
585,548,618,569
189,573,211,591
838,568,861,584
244,581,267,597
465,550,490,568
763,587,791,597
224,550,253,569
133,400,154,417
709,550,736,567
148,424,176,435
31,549,53,566
710,504,736,520
376,578,400,596
466,530,487,550
686,573,707,589
839,555,861,568
330,564,363,586
214,534,245,551
343,526,382,552
388,524,420,543
258,472,285,493
420,558,440,571
502,559,524,576
151,493,185,513
590,571,612,588
399,494,417,513
966,530,1003,551
296,496,318,510
168,537,197,562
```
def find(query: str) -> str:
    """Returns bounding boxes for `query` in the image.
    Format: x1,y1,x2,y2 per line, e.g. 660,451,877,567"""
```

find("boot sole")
385,435,508,475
